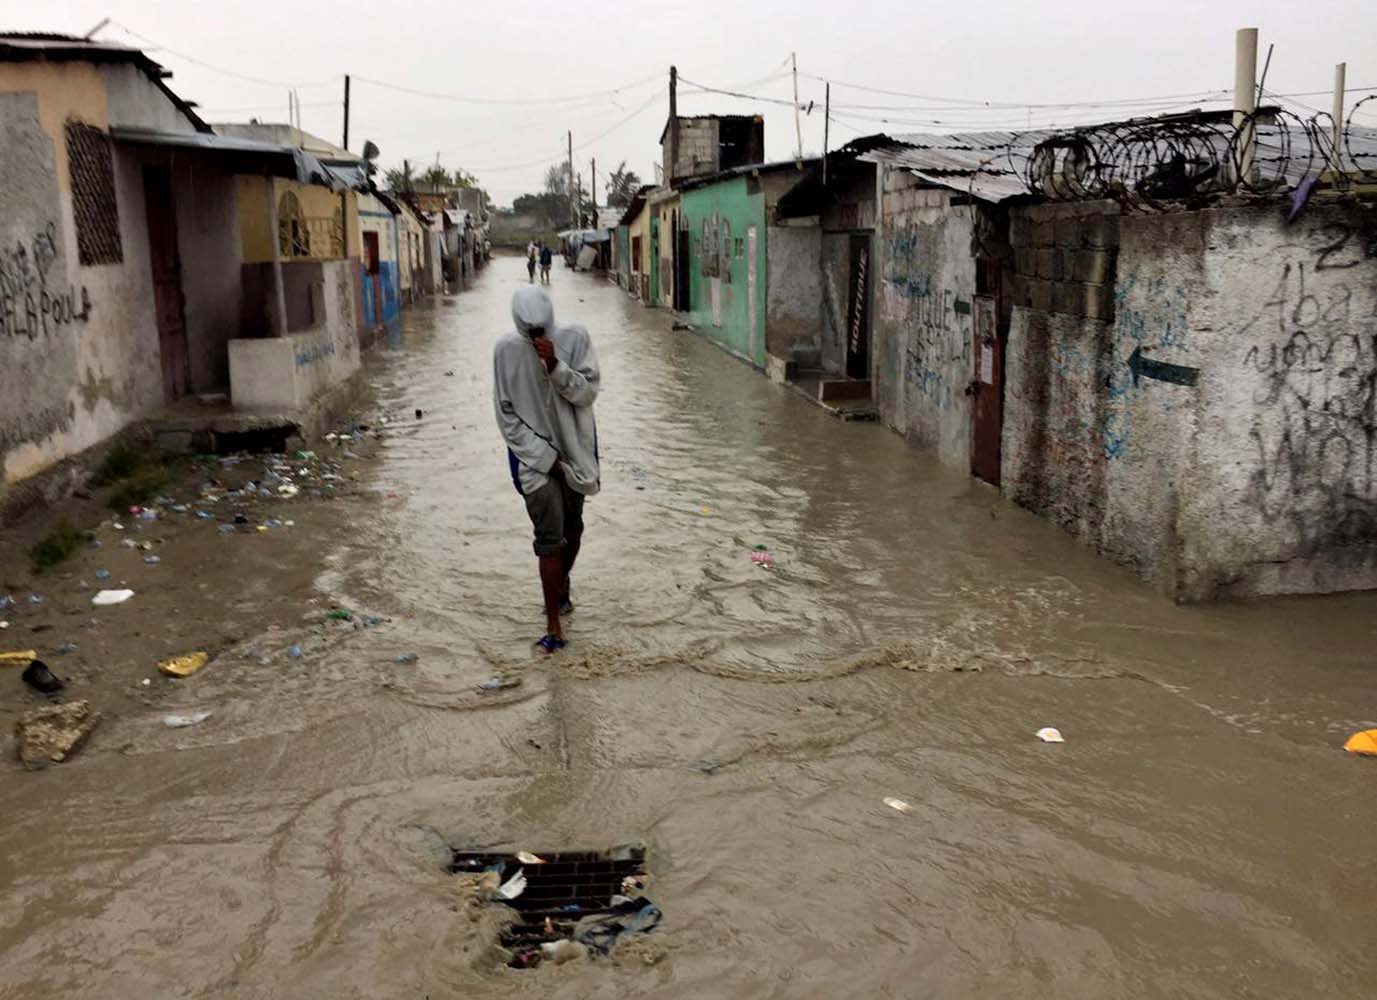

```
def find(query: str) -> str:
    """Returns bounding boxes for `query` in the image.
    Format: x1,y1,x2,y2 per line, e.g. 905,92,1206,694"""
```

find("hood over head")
512,286,555,336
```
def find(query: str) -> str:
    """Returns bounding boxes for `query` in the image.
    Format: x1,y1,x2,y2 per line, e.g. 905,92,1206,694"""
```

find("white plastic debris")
494,868,527,901
540,939,589,964
163,711,212,728
141,678,152,687
92,589,135,606
1036,727,1066,743
516,851,546,865
884,796,913,813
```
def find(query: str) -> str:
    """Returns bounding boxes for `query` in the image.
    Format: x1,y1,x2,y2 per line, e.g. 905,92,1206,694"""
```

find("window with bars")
66,120,122,266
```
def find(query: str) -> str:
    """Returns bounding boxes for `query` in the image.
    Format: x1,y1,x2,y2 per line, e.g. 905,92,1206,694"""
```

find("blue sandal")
536,634,567,654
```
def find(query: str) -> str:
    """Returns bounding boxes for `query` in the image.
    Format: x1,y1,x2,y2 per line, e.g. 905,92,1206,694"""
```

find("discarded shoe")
22,660,65,694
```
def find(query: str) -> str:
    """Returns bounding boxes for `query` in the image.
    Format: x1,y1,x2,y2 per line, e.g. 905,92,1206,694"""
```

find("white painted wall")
229,259,360,412
872,171,977,469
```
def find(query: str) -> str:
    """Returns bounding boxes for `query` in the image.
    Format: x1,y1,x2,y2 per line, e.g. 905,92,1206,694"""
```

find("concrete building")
661,114,765,185
856,127,1377,600
677,160,816,369
0,33,358,498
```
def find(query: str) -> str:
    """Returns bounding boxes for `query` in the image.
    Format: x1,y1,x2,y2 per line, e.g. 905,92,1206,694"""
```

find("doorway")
142,166,189,401
675,215,690,312
971,291,1002,485
363,230,381,329
648,217,659,305
845,234,871,380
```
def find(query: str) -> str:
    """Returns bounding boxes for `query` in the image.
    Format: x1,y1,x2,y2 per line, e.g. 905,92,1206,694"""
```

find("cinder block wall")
1003,197,1377,600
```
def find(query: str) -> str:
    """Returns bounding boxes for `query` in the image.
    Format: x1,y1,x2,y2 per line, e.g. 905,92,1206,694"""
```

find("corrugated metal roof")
859,121,1377,204
109,126,340,187
859,131,1054,203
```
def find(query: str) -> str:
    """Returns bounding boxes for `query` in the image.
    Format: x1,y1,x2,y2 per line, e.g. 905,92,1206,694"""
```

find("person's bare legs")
539,553,565,640
561,538,580,608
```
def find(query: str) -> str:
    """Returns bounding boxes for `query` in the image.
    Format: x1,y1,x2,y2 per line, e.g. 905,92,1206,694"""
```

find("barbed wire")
1014,101,1377,212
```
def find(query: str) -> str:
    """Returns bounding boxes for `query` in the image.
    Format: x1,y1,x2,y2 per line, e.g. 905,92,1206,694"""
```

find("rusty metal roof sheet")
858,130,1054,203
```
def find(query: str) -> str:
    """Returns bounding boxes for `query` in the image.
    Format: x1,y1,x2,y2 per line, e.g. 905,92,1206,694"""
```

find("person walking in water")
526,241,538,283
539,242,553,284
493,286,601,653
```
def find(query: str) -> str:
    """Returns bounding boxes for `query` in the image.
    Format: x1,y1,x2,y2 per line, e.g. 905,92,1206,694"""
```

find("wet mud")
2,257,1376,998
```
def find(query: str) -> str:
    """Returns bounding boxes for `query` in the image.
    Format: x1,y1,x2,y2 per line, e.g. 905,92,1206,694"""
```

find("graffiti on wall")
0,223,93,340
1101,274,1190,460
1240,231,1377,555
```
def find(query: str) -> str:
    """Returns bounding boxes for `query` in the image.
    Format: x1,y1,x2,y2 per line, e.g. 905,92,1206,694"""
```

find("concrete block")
1036,249,1066,281
16,701,100,769
1071,249,1114,285
1009,212,1032,249
1054,217,1084,247
1050,281,1078,316
1030,279,1053,312
1033,220,1056,247
1087,282,1116,321
1014,248,1036,277
1083,214,1120,248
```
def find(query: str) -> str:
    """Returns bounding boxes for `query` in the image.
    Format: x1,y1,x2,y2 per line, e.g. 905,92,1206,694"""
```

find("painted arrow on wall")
1127,346,1199,387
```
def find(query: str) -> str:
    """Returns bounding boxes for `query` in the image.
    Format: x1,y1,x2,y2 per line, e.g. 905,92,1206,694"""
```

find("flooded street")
3,255,1377,999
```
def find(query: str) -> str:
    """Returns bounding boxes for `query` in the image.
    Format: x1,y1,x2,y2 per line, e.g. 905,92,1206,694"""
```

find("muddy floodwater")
3,256,1377,999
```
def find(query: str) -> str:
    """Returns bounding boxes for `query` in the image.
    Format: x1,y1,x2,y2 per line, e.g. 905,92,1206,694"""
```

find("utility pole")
1331,62,1347,174
669,65,679,184
823,81,830,187
343,74,351,151
591,157,597,218
568,130,576,227
1232,27,1259,187
791,51,802,160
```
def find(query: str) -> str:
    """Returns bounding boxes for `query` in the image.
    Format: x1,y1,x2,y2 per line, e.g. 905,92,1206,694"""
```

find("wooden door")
143,166,189,401
971,293,1002,484
676,227,690,312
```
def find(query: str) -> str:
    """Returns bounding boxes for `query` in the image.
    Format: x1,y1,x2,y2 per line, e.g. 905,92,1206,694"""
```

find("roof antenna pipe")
1232,27,1259,186
792,52,803,159
1331,62,1346,173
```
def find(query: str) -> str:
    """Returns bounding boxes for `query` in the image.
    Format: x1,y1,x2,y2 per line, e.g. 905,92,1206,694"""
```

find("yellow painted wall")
0,62,109,188
236,177,355,264
628,206,650,275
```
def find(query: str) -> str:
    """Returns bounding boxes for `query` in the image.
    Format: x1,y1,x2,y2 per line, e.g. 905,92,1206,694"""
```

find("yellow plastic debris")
159,651,210,678
0,650,37,665
1343,729,1377,756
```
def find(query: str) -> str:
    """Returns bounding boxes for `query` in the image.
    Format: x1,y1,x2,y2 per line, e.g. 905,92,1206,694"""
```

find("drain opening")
450,845,657,968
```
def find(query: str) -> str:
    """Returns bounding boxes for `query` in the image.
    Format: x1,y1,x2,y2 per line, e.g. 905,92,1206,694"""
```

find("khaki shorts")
523,476,585,556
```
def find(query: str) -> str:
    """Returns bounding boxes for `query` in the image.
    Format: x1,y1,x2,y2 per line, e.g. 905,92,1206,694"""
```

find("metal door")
971,293,1002,484
747,225,759,362
142,166,189,401
845,234,871,379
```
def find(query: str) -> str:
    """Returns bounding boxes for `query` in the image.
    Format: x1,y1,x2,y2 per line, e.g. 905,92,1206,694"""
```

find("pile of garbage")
450,846,661,969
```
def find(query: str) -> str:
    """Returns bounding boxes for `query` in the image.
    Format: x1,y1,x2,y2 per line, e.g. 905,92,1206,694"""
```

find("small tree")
605,161,642,207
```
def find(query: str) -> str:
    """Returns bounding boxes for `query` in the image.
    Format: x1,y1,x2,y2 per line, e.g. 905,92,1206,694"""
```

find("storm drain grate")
451,845,653,968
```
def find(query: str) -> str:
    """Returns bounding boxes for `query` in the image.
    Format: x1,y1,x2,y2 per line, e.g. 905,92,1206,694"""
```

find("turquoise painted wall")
681,177,767,367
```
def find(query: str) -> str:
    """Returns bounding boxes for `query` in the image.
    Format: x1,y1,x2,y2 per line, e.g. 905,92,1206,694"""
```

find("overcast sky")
15,0,1377,206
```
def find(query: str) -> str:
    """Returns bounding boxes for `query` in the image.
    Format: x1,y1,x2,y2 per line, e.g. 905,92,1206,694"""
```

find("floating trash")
1036,727,1066,743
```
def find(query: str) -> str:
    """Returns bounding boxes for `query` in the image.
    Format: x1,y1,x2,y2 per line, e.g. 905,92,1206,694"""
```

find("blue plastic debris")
95,569,111,580
394,652,418,663
287,645,303,659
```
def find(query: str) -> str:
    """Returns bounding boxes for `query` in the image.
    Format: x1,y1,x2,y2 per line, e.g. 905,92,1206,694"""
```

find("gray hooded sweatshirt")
493,286,601,497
